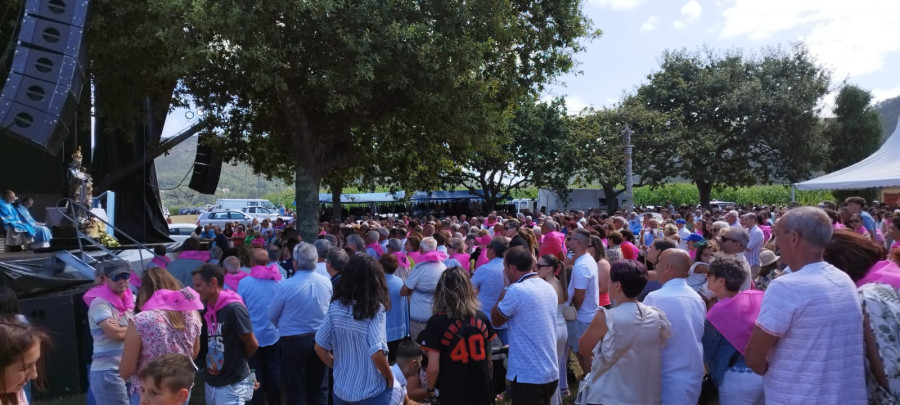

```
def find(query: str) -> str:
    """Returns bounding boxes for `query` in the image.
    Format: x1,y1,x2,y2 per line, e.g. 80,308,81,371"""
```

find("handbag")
562,304,577,321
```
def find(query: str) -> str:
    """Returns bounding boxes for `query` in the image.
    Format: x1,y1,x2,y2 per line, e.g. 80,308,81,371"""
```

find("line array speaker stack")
188,134,224,194
0,0,89,155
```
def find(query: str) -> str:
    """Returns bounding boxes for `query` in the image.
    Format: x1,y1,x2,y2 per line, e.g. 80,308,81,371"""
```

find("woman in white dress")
536,254,569,404
577,260,672,405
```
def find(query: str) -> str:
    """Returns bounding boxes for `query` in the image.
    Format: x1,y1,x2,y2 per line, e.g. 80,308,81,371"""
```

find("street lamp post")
623,126,634,213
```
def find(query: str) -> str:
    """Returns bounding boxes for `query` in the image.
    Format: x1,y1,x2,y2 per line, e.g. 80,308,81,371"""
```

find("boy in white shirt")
391,341,424,405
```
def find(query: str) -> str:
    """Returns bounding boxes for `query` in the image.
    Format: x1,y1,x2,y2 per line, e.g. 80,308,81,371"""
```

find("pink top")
706,290,764,355
129,309,202,395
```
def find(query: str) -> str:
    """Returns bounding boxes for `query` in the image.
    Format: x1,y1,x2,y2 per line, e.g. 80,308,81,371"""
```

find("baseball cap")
675,219,686,225
101,260,131,278
685,233,704,242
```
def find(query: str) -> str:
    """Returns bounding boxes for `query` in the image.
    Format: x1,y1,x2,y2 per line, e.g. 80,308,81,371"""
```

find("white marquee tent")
794,116,900,190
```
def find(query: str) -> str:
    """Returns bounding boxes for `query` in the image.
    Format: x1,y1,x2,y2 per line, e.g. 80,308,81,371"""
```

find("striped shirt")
88,298,132,371
745,225,764,266
315,303,389,402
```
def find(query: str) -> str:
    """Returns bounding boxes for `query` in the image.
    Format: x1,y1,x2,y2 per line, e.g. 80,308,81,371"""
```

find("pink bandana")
392,252,411,269
475,235,492,246
141,287,204,312
249,264,282,281
366,243,385,256
706,290,763,355
204,289,245,334
179,250,210,261
451,253,471,271
418,251,448,263
856,260,900,290
83,284,135,317
150,256,171,269
476,248,490,269
224,272,249,291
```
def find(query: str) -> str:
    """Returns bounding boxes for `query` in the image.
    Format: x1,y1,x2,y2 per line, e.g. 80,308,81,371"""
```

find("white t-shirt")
755,261,867,404
390,363,407,405
567,254,600,323
404,260,447,322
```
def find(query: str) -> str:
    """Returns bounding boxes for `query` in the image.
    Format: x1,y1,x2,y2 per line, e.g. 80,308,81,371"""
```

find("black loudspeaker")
188,139,223,194
18,285,91,399
0,0,89,155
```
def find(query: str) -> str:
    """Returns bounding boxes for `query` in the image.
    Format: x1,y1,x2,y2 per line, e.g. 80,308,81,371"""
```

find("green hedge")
633,184,834,207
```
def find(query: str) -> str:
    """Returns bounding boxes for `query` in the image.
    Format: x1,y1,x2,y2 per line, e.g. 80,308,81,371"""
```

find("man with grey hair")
539,219,566,261
325,247,349,286
208,246,223,265
745,207,865,403
345,233,366,254
364,230,383,259
401,236,447,340
717,226,752,291
313,239,332,278
725,210,740,227
268,241,332,405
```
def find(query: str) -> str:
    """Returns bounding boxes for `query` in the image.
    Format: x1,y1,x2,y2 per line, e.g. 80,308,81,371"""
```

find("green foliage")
635,44,831,206
874,95,900,142
633,184,834,207
824,84,883,172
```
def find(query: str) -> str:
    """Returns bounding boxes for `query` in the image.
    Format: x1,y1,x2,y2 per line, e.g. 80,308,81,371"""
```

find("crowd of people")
2,195,900,405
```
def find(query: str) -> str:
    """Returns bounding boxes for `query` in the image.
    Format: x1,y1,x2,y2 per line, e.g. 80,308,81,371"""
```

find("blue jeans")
333,385,392,405
89,370,129,405
205,379,254,405
248,342,282,405
565,320,590,353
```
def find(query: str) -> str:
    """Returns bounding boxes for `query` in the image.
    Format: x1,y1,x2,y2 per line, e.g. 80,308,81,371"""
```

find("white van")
215,199,277,211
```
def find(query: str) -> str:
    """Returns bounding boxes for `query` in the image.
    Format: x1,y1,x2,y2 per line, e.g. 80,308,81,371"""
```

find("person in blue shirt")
471,236,509,344
238,249,283,405
379,254,409,364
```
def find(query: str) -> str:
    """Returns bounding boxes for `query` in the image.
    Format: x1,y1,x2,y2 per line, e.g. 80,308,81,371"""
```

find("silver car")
241,206,280,221
196,209,253,228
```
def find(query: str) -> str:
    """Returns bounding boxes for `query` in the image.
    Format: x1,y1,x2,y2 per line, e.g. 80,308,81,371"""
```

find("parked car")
700,200,738,211
241,206,281,221
196,209,253,228
167,223,197,244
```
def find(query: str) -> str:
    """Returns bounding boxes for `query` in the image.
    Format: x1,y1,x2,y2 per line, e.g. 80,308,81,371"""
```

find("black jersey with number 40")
419,311,497,405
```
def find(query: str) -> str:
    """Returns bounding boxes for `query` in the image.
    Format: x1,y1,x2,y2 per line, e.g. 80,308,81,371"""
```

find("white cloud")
718,0,900,78
673,0,703,29
563,95,593,115
588,0,644,11
872,86,900,103
640,15,659,32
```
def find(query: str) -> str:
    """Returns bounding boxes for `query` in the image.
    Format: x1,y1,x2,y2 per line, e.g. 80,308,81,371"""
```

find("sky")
543,0,900,113
163,0,900,137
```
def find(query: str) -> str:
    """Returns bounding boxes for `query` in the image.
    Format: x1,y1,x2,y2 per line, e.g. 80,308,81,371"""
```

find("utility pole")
623,126,634,213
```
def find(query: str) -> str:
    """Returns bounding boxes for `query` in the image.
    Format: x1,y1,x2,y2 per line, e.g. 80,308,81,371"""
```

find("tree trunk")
601,183,620,213
330,180,344,222
697,181,713,208
294,164,322,242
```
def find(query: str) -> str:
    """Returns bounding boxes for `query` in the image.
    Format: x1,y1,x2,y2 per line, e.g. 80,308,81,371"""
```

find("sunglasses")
719,237,735,243
110,273,130,282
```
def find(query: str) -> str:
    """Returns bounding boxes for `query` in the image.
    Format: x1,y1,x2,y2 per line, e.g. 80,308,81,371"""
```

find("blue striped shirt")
385,274,409,342
316,303,389,402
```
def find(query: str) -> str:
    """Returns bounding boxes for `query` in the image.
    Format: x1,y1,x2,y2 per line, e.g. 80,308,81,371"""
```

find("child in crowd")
391,341,424,405
138,353,195,405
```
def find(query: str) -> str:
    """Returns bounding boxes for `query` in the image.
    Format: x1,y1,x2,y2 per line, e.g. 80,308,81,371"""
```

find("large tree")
636,45,830,206
824,84,883,172
157,0,594,240
451,96,578,211
569,98,674,212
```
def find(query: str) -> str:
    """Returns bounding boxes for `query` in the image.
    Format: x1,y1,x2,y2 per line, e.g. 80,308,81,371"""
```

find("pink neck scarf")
391,252,410,269
83,284,135,317
856,260,900,290
451,253,471,271
407,251,422,266
476,248,490,269
706,290,764,355
204,289,244,334
141,287,204,312
224,271,249,291
419,251,448,263
150,256,171,269
249,264,282,281
475,235,492,246
129,270,142,289
366,243,384,256
179,250,210,261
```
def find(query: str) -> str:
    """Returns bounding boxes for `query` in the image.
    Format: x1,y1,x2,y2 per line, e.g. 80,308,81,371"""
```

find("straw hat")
759,249,780,267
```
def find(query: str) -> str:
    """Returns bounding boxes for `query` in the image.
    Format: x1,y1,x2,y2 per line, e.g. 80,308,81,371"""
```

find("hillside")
875,95,900,142
154,136,291,209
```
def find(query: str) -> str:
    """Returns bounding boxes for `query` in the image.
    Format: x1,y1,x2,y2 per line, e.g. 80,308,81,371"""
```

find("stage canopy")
795,116,900,190
316,190,507,204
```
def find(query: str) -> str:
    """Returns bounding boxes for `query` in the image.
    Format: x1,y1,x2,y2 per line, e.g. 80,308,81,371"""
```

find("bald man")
643,250,705,404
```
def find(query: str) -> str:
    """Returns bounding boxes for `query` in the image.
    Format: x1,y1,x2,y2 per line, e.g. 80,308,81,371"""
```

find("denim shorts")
565,320,591,353
205,378,254,405
89,370,129,405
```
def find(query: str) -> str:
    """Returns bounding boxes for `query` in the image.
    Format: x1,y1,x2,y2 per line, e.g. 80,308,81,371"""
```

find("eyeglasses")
110,273,130,282
719,237,735,243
